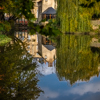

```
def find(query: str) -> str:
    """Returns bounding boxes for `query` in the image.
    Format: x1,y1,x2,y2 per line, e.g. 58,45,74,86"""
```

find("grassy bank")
0,34,11,46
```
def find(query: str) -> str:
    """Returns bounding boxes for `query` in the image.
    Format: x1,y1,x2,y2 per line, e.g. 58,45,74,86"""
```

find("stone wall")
42,0,57,12
91,20,100,30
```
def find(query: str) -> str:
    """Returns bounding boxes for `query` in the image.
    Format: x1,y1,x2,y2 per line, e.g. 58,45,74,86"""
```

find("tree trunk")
0,12,5,21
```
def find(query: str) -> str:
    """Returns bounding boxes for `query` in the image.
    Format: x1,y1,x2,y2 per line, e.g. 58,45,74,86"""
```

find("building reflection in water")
15,30,56,74
38,33,56,67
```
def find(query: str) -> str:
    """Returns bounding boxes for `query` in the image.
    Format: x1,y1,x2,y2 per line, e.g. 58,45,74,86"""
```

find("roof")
44,45,55,51
42,7,56,15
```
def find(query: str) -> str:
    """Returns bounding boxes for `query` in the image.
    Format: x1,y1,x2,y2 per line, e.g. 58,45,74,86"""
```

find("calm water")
0,30,100,100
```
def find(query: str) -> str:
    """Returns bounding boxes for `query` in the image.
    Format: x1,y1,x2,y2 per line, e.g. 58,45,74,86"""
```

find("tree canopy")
0,37,43,100
0,0,35,33
56,0,100,33
56,34,100,85
0,0,35,21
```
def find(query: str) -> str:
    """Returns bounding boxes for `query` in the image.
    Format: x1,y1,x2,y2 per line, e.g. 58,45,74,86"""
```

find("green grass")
0,34,11,46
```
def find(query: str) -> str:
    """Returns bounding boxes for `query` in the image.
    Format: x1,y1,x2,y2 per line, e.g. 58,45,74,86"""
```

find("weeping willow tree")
56,35,100,85
56,0,100,33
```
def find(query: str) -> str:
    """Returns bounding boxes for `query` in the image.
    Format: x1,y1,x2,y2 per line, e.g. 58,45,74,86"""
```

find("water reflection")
0,36,42,100
15,31,56,75
56,34,100,85
1,31,100,100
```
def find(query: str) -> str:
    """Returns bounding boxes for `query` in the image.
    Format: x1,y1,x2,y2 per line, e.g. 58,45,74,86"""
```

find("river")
0,30,100,100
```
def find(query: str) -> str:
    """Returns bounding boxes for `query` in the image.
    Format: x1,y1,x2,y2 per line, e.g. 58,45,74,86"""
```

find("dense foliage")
56,34,100,85
29,19,62,37
0,37,43,100
0,34,11,46
0,0,35,33
0,0,35,20
56,0,100,33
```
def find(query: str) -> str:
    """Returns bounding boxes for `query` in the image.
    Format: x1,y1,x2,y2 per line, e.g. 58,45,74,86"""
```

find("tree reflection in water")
0,37,43,100
56,35,100,85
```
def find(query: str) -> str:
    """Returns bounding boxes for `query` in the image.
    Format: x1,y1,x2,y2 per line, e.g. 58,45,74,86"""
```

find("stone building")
15,30,41,58
42,0,57,12
33,0,57,22
6,0,57,23
33,0,41,19
15,0,57,23
38,33,56,67
15,32,56,67
42,7,56,21
37,0,42,22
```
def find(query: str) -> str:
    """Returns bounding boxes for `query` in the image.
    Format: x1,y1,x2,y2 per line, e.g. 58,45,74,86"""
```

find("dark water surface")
0,31,100,100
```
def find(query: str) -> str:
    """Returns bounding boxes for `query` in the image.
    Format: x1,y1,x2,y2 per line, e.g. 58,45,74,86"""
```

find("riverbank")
0,34,11,46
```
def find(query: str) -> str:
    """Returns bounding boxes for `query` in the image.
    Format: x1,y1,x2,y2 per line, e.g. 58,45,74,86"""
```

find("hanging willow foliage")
56,0,100,33
56,34,100,85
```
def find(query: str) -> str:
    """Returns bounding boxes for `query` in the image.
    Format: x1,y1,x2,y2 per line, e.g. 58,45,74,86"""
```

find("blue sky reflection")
37,72,100,100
